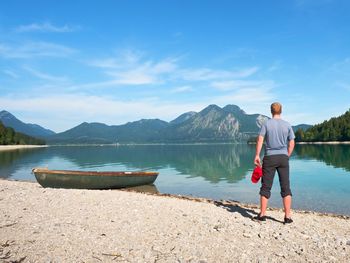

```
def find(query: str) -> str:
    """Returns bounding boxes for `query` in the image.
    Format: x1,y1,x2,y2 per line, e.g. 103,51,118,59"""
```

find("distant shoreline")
0,145,48,151
297,141,350,145
1,142,349,149
47,142,248,146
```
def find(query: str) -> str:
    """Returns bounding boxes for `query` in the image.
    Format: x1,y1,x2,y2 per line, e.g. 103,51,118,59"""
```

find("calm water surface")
1,144,350,215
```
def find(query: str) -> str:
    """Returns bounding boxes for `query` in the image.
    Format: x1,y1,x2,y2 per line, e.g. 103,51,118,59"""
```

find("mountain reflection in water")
1,144,350,182
0,144,255,184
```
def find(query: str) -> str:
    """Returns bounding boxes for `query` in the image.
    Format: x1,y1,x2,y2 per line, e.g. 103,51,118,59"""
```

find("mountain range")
45,104,270,144
1,105,312,144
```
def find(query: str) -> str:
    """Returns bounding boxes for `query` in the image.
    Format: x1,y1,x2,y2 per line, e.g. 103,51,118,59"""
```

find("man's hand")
254,155,261,167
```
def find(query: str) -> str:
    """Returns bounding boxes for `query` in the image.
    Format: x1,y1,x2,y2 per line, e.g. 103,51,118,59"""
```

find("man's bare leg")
260,195,268,216
283,195,292,218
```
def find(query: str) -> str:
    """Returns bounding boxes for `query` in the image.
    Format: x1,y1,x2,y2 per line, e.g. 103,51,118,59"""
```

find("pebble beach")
0,145,47,151
1,179,350,262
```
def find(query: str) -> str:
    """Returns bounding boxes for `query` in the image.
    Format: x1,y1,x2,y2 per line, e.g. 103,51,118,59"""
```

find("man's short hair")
271,102,282,115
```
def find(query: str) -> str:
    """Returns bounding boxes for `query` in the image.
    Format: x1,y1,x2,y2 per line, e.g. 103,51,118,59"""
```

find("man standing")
254,102,295,224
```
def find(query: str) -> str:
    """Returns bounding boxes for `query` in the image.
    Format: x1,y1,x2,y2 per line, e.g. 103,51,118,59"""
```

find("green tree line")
295,109,350,142
0,121,46,145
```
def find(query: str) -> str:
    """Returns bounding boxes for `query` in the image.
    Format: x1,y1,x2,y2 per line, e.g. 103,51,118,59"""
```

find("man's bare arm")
288,139,295,157
254,135,264,166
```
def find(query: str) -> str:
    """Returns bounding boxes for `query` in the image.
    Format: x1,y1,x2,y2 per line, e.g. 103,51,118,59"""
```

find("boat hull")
33,168,158,189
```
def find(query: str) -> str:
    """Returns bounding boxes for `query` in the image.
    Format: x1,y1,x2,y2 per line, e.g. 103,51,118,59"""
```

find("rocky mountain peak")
199,104,223,116
0,110,14,119
223,105,246,115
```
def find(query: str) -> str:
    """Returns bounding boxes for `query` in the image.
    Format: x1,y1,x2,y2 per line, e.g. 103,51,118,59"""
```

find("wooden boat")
32,168,159,189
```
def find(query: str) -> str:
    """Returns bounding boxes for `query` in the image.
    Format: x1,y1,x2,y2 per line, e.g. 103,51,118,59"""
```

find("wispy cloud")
68,80,124,90
88,50,261,87
179,67,259,81
170,85,193,93
15,22,79,33
106,60,178,85
107,69,157,85
2,70,19,79
211,80,276,91
23,66,68,82
88,50,148,69
88,58,120,69
88,50,178,85
0,41,76,59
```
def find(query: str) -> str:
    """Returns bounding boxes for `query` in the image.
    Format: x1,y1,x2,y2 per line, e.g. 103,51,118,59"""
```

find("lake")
1,144,350,215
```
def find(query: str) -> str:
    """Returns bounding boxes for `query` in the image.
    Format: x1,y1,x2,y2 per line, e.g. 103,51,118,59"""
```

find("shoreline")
0,145,48,151
1,180,349,262
2,142,349,148
123,189,350,220
296,141,350,145
4,178,350,219
46,142,249,146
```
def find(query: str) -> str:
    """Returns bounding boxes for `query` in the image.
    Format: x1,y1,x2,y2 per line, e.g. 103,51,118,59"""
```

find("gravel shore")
1,180,349,262
0,145,47,151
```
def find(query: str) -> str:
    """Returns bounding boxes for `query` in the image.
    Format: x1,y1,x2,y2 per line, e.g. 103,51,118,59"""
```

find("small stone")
301,233,310,240
243,233,252,238
328,256,337,261
346,240,350,246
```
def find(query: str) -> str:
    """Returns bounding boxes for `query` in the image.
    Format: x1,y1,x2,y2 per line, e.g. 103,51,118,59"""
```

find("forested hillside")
0,121,46,145
295,110,350,142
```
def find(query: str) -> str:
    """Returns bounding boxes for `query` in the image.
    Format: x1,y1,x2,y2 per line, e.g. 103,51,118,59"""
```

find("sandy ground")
0,180,350,263
0,145,48,151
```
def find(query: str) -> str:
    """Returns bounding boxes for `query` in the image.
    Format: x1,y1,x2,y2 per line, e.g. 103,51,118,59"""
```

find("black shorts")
259,154,292,199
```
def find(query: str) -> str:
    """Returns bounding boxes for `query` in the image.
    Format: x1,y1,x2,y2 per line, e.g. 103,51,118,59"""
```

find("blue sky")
0,0,349,132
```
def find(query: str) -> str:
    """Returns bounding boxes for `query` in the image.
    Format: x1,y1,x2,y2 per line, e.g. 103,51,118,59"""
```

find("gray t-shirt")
259,118,295,156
